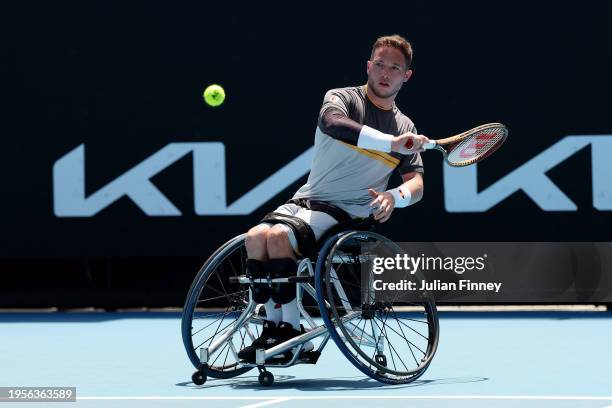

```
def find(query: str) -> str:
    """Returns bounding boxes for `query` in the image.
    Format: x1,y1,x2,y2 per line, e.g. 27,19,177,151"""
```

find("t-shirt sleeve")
396,121,424,175
319,88,354,118
317,88,363,145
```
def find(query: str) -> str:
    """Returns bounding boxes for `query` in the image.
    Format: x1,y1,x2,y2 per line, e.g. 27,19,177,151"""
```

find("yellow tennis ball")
203,84,225,107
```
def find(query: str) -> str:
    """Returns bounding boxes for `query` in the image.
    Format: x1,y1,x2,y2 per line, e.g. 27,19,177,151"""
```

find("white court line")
77,395,612,401
239,398,291,408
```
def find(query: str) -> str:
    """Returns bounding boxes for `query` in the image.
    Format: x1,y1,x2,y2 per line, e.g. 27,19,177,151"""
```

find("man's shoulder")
393,106,417,132
326,85,365,98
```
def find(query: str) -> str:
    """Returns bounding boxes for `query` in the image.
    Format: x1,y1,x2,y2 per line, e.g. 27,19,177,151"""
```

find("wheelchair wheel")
181,234,255,379
315,230,439,384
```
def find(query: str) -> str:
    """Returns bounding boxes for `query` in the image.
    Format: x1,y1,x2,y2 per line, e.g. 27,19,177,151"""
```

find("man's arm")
320,109,428,154
369,171,424,222
319,109,363,144
318,88,427,153
398,171,424,205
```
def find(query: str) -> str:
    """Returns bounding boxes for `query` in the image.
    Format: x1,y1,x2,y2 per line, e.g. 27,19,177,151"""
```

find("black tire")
258,371,274,386
192,370,207,385
315,231,439,384
181,234,255,379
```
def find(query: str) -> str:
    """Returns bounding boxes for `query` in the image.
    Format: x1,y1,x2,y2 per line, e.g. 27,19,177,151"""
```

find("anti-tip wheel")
258,371,274,386
192,370,207,385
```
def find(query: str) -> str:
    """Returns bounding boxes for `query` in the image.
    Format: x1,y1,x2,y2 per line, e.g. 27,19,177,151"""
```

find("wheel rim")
182,235,258,376
320,231,439,382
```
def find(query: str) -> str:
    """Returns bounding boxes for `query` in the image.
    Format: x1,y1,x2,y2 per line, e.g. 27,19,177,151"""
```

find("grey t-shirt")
292,85,423,217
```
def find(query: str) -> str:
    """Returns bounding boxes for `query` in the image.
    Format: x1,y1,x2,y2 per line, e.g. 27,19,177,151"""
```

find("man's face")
366,46,412,100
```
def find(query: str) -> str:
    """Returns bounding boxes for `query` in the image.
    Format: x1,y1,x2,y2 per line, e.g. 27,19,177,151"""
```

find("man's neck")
364,84,394,110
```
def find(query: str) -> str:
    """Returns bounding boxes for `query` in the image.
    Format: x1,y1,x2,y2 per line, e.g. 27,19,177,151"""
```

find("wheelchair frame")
183,228,439,387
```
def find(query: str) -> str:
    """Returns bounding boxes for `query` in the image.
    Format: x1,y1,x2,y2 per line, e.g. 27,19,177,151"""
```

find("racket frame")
425,122,507,166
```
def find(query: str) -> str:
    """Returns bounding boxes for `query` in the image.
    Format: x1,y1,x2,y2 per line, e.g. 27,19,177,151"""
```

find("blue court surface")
1,311,611,408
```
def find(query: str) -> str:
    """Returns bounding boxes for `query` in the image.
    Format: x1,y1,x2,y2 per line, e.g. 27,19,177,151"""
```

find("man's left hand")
368,188,395,223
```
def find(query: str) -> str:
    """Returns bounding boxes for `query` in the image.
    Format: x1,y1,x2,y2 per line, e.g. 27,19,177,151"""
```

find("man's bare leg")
266,226,301,330
245,224,282,324
238,224,309,361
245,224,271,261
265,225,296,261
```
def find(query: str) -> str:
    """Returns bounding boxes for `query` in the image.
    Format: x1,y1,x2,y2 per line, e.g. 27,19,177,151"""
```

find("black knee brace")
246,259,270,303
267,258,297,304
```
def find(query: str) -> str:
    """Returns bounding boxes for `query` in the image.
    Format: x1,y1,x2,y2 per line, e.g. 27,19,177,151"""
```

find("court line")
239,398,292,408
77,395,612,401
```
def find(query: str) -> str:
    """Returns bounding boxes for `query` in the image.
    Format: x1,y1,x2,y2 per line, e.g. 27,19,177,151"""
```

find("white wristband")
387,186,412,208
357,125,393,152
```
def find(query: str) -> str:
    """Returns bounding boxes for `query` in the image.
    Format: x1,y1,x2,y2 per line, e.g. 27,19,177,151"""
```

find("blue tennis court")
2,310,610,408
4,3,612,408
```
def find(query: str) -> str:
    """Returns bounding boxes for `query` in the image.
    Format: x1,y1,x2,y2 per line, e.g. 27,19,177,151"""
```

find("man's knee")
245,224,270,256
266,226,293,254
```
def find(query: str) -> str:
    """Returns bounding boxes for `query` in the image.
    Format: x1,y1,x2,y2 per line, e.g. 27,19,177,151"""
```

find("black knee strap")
261,212,316,256
267,258,297,304
246,259,270,303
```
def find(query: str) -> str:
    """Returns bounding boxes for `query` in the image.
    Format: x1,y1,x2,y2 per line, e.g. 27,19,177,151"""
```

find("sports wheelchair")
181,217,439,386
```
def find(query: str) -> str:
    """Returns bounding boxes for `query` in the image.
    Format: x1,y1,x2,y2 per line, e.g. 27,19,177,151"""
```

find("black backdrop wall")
2,2,611,307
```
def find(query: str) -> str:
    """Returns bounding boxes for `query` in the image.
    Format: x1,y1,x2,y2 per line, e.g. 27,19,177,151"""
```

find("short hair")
371,35,413,69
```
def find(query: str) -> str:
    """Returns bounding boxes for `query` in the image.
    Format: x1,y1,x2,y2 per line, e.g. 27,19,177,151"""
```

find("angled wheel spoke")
375,315,426,357
210,342,229,367
215,267,232,304
193,316,233,350
391,309,430,340
192,310,233,336
221,341,233,368
372,315,412,371
192,311,227,321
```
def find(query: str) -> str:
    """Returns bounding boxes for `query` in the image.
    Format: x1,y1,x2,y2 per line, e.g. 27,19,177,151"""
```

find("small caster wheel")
258,371,274,386
192,370,207,385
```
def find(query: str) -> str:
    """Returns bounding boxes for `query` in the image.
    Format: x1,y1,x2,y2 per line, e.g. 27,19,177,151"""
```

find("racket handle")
424,142,436,150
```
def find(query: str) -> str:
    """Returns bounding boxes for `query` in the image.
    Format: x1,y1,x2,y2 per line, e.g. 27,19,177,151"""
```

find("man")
238,34,430,362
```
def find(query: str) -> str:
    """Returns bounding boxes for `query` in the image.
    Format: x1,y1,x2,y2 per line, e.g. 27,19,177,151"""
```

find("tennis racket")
408,123,508,167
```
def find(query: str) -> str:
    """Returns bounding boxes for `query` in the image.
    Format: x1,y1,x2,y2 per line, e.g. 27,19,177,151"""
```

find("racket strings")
447,127,506,165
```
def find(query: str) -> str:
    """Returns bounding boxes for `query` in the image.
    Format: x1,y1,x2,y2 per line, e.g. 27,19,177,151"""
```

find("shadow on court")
176,375,488,392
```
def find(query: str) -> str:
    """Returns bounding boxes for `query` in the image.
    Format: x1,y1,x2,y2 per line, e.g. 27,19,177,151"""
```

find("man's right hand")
391,132,430,154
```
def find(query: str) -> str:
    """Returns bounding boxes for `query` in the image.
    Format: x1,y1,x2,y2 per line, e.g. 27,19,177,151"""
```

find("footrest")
288,276,313,283
229,276,311,284
298,350,321,364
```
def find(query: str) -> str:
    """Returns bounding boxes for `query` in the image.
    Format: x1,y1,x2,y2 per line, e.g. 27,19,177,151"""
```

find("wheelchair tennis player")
238,34,430,363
